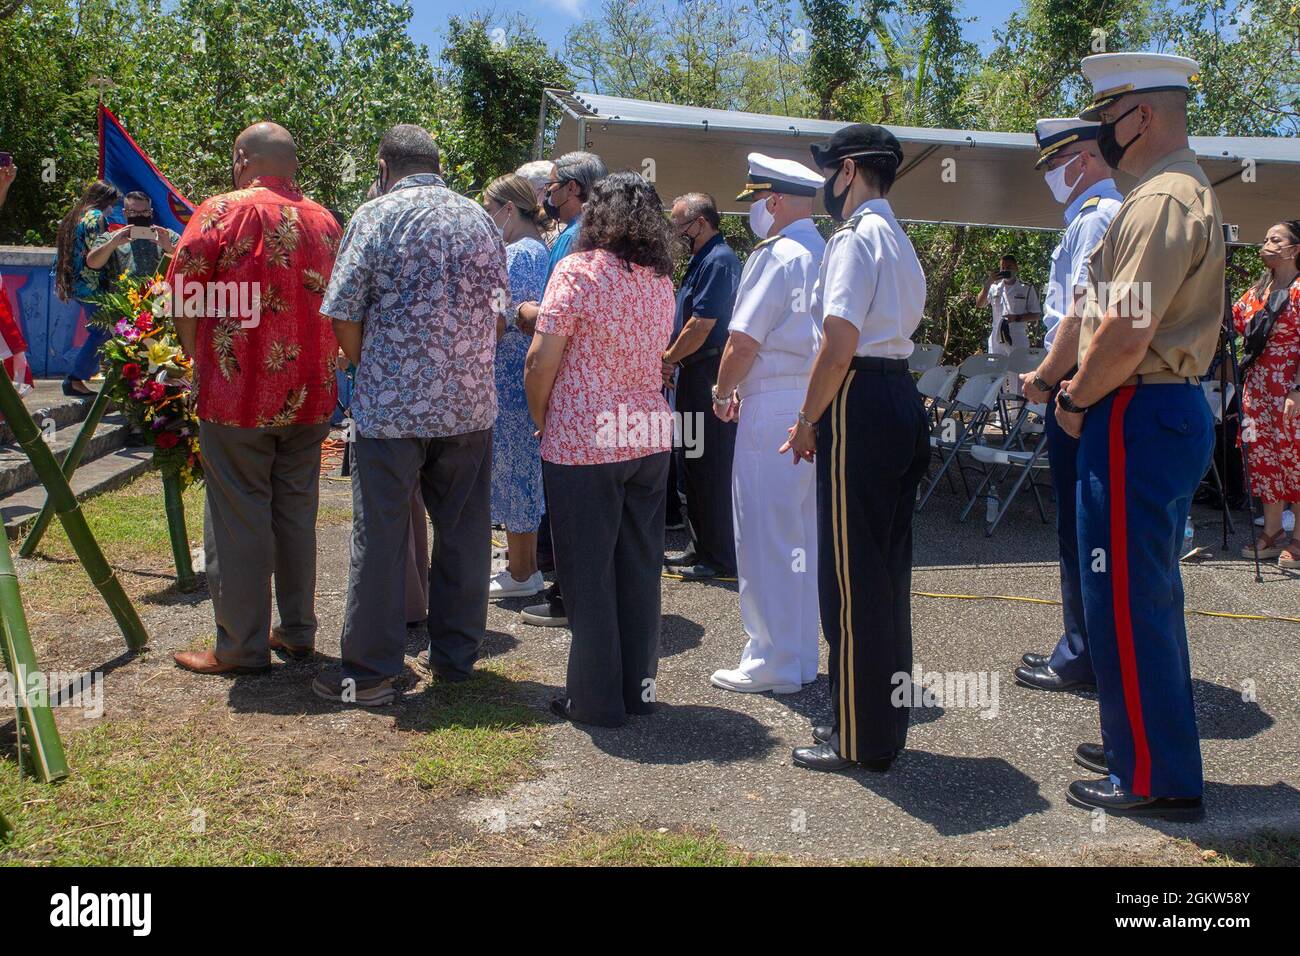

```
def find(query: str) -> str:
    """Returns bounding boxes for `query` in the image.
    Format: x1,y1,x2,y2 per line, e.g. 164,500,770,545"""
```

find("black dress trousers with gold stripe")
815,357,930,763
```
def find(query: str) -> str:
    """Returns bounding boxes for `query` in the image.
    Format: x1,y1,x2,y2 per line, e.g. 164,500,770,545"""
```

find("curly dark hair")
576,172,675,277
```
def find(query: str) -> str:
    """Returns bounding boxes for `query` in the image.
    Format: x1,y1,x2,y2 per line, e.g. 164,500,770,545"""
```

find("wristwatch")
1032,375,1052,394
797,411,818,430
1056,389,1088,414
711,384,733,407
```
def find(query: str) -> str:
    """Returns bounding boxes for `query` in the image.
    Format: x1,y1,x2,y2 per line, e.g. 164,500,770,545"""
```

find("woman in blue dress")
483,174,549,597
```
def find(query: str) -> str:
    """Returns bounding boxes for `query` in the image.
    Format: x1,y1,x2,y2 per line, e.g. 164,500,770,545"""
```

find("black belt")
679,346,722,369
849,356,909,373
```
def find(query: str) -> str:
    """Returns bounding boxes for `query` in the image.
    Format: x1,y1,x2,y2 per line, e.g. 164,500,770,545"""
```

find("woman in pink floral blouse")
525,172,678,726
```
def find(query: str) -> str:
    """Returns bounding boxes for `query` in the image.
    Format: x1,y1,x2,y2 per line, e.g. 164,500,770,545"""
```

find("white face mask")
1044,153,1083,204
748,196,774,239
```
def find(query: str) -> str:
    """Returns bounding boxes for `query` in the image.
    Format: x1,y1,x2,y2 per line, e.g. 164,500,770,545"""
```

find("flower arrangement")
90,272,203,490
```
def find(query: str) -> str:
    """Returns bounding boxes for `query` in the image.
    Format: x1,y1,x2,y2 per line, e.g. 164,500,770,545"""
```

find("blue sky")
407,0,1013,57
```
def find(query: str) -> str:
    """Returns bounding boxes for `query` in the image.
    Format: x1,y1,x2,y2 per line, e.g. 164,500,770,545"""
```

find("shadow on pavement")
851,750,1052,836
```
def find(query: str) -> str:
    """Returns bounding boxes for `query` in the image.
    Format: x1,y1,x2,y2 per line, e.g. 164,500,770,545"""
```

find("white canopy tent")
539,89,1300,243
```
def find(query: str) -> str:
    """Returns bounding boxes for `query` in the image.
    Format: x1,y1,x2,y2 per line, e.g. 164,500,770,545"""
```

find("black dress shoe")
678,563,722,580
1021,652,1050,669
792,744,855,771
1014,664,1096,692
1075,742,1108,775
549,697,572,721
792,744,893,773
1066,778,1204,820
812,724,832,745
664,549,699,568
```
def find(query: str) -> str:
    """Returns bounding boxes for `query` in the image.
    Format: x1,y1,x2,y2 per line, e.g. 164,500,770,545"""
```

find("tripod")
1215,228,1264,582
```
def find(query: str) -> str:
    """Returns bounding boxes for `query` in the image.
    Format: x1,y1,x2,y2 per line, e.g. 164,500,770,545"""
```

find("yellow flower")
147,339,179,370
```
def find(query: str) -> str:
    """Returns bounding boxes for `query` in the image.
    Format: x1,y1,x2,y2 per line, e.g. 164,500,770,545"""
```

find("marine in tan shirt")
1078,148,1225,383
1054,52,1218,821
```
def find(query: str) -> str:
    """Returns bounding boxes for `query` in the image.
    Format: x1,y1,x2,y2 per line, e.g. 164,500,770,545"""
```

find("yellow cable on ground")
909,589,1300,625
661,570,739,583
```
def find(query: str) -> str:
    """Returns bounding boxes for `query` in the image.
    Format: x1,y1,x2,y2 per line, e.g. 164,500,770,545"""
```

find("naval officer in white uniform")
710,153,827,695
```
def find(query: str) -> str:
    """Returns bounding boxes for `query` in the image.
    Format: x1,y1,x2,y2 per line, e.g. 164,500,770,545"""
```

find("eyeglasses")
1046,151,1085,169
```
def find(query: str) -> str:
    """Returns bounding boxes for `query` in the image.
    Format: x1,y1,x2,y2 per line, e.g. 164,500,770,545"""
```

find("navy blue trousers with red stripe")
1044,391,1094,683
1076,382,1213,798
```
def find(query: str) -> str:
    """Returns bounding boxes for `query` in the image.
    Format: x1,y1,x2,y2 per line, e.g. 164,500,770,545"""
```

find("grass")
17,472,353,617
402,665,550,797
0,720,304,865
549,826,783,866
1190,831,1300,867
27,474,203,565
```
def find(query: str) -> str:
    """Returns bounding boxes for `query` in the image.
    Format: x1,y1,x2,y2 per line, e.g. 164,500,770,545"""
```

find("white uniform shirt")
986,277,1042,354
729,217,826,393
1042,178,1123,348
811,198,926,359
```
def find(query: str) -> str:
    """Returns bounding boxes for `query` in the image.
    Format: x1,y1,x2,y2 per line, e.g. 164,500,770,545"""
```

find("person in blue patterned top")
53,180,122,395
316,125,509,706
482,174,549,598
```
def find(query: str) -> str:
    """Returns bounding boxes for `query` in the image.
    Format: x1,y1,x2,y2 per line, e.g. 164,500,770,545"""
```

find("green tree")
439,16,570,194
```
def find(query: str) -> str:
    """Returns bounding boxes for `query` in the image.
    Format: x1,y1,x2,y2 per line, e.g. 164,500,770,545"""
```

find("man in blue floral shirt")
315,125,509,705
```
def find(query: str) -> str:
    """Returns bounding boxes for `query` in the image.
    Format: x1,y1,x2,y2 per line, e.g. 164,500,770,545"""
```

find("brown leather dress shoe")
173,649,269,674
269,632,314,661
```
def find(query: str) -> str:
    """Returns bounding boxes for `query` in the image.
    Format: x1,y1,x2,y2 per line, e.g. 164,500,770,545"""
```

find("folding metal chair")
959,402,1053,536
996,346,1049,438
916,373,1003,512
908,343,944,374
916,364,959,424
1199,380,1236,534
958,352,1009,378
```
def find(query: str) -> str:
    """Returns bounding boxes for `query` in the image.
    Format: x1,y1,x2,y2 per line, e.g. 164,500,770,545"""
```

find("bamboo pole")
0,539,68,783
0,371,147,651
18,366,122,558
162,473,196,592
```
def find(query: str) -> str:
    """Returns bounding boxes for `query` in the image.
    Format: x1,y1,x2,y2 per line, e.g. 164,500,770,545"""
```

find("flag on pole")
98,105,194,233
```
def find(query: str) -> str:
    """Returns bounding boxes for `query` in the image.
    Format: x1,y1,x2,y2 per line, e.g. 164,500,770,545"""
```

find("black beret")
809,123,903,170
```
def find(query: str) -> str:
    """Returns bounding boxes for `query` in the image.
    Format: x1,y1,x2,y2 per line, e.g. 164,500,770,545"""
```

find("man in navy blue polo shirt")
664,192,742,579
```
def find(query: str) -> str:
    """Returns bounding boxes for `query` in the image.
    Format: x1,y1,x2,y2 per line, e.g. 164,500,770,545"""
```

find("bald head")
232,122,298,187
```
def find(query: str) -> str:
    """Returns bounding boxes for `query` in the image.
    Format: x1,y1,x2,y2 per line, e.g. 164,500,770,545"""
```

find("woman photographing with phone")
1234,219,1300,568
53,179,121,396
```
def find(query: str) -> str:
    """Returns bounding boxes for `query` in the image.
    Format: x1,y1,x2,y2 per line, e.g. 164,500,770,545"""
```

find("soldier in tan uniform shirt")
1053,53,1221,820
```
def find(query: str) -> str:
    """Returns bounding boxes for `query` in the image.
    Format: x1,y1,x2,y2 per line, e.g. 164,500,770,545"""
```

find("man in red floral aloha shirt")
168,122,342,675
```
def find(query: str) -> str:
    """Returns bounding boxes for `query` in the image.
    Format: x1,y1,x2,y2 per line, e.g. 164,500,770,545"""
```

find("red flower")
148,382,167,402
156,431,180,449
122,362,142,380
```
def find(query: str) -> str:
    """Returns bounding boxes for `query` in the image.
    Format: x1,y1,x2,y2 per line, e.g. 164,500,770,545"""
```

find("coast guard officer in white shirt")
1016,117,1123,695
710,153,826,695
779,124,930,773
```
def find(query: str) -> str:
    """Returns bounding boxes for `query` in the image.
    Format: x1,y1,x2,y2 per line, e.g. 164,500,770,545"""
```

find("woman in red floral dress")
1233,220,1300,568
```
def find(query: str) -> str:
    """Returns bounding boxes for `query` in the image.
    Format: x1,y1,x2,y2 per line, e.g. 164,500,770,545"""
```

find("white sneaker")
709,667,801,695
488,569,544,598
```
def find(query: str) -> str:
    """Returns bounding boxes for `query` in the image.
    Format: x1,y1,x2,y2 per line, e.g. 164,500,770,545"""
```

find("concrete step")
0,411,131,498
1,379,99,446
3,445,154,540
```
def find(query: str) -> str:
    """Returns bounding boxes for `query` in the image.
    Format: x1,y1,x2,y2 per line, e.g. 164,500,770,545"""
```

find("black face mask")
126,214,153,227
542,181,566,220
1097,104,1143,170
823,165,850,222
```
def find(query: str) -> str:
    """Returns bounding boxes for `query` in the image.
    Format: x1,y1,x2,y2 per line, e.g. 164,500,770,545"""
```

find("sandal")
1243,528,1289,559
1280,538,1300,570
